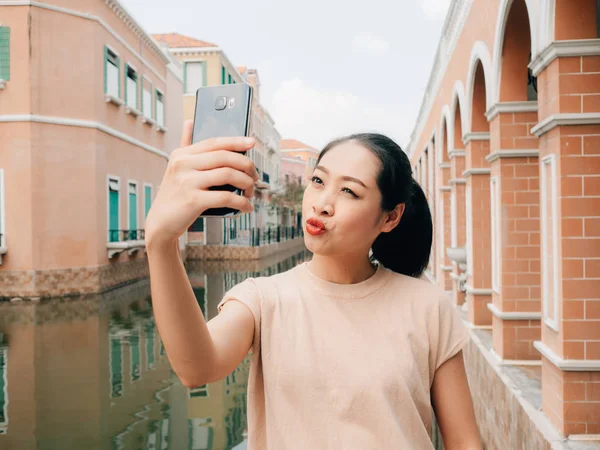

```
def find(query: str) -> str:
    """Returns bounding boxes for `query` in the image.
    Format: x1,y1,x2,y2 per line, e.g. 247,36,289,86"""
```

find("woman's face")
302,141,390,258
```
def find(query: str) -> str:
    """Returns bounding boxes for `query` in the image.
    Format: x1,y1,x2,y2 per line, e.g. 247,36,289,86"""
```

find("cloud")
420,0,451,19
269,78,412,151
352,33,390,54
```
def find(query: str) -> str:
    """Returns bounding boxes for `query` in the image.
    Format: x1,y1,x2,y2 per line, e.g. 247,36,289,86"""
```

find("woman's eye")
311,176,323,184
342,188,358,197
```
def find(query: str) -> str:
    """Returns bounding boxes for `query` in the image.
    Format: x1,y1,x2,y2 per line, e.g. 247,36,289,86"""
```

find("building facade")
0,0,183,299
153,34,284,249
280,139,319,186
407,0,600,446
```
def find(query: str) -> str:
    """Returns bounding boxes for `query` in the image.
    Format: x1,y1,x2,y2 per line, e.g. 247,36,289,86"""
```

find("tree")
269,178,305,212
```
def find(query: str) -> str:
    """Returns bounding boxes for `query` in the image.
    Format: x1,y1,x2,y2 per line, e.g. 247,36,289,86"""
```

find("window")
228,73,232,84
0,347,7,432
156,90,165,127
541,155,559,330
189,385,209,398
490,177,500,293
221,65,226,85
108,177,120,242
188,418,214,450
128,182,138,239
145,322,155,370
0,27,10,82
109,336,123,397
144,184,152,219
104,46,120,98
189,217,204,232
185,61,206,94
130,331,141,382
141,77,153,119
125,64,138,109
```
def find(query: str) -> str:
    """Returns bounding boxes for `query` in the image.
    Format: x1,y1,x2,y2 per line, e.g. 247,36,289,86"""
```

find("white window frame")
466,181,473,276
491,177,500,293
143,183,152,224
541,154,560,331
105,45,120,98
0,169,5,248
107,175,121,242
155,88,165,127
125,63,139,110
0,346,8,431
127,180,139,238
141,76,153,119
184,59,207,95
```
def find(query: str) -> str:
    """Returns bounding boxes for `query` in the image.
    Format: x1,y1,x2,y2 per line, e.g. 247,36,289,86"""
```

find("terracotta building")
280,139,319,186
407,0,600,446
0,0,184,299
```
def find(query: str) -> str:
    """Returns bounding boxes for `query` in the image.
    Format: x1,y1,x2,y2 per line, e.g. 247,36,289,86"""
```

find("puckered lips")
306,217,327,236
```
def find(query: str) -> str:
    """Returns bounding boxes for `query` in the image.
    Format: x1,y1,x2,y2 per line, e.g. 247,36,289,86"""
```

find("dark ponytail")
317,133,432,278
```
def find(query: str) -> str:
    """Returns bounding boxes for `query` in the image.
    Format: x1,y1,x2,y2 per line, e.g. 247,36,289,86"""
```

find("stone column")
530,52,600,437
486,104,542,363
449,149,467,306
463,132,493,327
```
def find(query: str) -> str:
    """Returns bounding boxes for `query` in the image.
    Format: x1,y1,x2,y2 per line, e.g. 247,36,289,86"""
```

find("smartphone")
191,83,253,217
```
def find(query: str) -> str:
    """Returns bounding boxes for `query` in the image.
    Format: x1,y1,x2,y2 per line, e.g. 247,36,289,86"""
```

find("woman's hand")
145,120,259,248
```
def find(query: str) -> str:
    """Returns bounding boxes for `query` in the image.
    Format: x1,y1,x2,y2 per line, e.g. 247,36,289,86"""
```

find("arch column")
530,46,600,437
449,149,467,307
486,104,542,362
463,132,494,327
437,162,453,293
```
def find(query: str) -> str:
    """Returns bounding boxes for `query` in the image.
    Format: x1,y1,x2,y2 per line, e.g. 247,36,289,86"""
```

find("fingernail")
244,137,255,145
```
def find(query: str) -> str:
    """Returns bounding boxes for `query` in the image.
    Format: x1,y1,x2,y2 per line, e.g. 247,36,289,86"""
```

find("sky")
121,0,451,150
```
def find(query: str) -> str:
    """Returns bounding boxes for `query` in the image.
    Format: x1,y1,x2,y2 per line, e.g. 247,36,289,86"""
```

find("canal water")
0,247,311,450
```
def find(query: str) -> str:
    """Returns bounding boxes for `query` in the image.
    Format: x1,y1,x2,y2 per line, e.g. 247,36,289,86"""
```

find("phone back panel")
191,84,253,218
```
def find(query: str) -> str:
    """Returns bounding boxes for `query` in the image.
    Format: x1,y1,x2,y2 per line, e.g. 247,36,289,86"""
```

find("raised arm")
145,121,259,387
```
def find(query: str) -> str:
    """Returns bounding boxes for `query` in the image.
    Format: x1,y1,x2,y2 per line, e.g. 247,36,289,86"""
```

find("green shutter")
124,64,129,105
0,27,10,81
145,323,155,369
129,188,137,234
130,332,140,381
109,188,119,242
144,186,152,218
104,46,108,94
221,65,226,84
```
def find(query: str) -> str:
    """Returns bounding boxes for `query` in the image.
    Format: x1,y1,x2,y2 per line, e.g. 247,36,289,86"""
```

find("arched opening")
499,0,537,102
555,0,599,40
471,63,490,132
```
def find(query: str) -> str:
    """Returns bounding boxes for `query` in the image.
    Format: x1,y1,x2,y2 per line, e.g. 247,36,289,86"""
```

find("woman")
145,121,482,449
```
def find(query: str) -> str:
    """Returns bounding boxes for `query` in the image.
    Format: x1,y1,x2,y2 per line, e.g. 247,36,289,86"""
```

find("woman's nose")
312,193,334,216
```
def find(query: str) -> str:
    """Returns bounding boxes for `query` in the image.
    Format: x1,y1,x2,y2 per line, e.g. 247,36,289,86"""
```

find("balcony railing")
107,229,146,258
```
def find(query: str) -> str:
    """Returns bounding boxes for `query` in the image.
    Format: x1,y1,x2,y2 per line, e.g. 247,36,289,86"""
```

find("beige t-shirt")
217,261,469,449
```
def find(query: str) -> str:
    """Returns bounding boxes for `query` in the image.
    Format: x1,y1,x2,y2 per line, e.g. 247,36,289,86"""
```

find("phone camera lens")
214,96,227,110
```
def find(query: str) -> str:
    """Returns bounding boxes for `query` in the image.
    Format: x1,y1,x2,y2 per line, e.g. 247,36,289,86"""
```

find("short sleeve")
217,277,262,354
432,292,470,372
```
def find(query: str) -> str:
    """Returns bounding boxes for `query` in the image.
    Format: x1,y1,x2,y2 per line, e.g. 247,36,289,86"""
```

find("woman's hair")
315,133,432,279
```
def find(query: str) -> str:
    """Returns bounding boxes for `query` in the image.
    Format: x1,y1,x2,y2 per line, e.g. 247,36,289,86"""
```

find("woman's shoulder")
384,267,451,307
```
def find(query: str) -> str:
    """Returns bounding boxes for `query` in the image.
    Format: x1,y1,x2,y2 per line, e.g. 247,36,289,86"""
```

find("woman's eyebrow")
315,165,367,188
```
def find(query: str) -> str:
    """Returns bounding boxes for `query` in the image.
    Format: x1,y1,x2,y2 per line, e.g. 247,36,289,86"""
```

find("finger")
195,167,255,191
200,190,254,214
186,136,255,155
244,183,255,199
180,120,194,148
183,151,259,181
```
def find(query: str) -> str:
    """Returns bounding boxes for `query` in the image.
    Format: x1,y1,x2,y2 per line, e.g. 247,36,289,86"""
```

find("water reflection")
0,247,310,450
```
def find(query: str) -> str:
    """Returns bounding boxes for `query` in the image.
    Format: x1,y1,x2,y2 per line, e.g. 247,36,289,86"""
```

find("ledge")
142,116,156,126
534,340,600,371
448,178,466,185
530,39,600,77
487,303,542,321
448,150,466,158
531,113,600,137
0,246,6,265
463,132,490,145
439,162,451,169
438,186,451,192
465,285,493,296
155,124,167,133
463,168,491,177
485,101,538,122
105,94,124,106
107,240,145,258
485,149,539,163
125,106,142,117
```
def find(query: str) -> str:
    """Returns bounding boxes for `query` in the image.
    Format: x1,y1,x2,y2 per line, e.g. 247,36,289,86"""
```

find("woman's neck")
306,255,377,285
